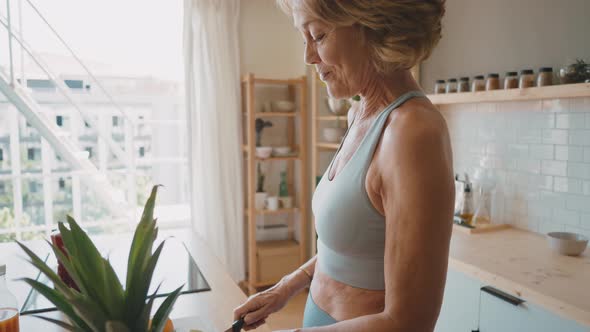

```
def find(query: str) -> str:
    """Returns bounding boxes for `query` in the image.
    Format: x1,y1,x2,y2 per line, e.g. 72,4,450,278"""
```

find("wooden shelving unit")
428,82,590,105
241,73,309,293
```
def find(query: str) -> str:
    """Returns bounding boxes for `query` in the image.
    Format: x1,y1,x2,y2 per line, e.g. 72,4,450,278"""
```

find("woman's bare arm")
301,106,454,332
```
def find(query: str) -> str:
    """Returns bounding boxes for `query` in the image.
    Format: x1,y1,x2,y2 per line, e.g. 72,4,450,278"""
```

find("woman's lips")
319,71,331,81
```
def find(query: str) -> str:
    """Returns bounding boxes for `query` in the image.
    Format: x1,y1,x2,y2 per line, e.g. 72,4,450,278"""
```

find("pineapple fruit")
18,186,182,332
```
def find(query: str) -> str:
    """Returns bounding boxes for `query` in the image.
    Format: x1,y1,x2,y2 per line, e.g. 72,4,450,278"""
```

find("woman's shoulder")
382,96,449,152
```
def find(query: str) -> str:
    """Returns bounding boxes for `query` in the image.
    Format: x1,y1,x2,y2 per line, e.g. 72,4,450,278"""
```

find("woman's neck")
357,69,421,120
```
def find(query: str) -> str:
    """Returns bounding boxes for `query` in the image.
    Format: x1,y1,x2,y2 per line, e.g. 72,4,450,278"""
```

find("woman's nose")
304,43,320,65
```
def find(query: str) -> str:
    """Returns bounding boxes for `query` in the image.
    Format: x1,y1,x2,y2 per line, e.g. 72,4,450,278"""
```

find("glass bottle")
458,77,470,92
537,67,553,87
471,75,485,92
434,80,446,94
519,69,535,88
0,264,19,332
485,73,500,91
445,78,457,93
504,71,518,89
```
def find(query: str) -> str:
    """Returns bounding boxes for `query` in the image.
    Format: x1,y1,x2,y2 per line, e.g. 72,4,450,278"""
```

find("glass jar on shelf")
471,75,485,92
458,77,470,93
485,73,500,91
434,80,446,94
504,71,518,89
537,67,553,87
519,69,535,88
0,264,19,332
445,78,458,93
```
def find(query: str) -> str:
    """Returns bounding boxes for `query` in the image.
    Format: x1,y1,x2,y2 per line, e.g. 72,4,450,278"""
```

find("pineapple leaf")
32,314,83,331
22,278,90,331
105,321,131,332
46,240,88,295
125,240,165,330
138,283,162,330
150,285,183,332
102,257,125,319
68,295,111,332
16,241,76,298
63,217,123,319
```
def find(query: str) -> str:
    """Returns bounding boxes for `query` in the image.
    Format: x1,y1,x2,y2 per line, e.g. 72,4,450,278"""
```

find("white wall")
239,0,306,78
422,0,590,93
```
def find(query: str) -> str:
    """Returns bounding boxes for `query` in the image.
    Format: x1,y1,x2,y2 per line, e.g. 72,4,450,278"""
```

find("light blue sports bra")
312,91,425,290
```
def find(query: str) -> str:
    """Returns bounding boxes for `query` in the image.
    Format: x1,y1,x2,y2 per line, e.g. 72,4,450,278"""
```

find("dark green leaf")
31,314,83,331
150,285,183,332
21,278,90,331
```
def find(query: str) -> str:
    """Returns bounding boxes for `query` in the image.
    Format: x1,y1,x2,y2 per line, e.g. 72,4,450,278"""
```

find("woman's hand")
233,283,291,330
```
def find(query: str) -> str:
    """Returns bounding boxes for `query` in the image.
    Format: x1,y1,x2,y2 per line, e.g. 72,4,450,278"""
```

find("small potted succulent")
255,119,273,159
255,164,268,210
18,186,181,332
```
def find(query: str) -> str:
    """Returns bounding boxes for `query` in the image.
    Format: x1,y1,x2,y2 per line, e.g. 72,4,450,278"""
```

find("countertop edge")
448,256,590,327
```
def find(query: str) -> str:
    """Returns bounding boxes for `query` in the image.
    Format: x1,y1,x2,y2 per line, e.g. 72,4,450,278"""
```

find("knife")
224,317,245,332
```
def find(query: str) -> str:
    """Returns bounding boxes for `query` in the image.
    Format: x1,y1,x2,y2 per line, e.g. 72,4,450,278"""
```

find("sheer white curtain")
183,0,244,281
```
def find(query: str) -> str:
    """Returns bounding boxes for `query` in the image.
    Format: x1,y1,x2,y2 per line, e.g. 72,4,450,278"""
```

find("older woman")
234,1,453,331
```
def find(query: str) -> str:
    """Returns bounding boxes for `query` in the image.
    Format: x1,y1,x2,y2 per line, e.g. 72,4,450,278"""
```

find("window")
139,146,145,158
27,148,38,161
112,116,119,127
85,147,93,158
64,80,83,89
29,181,37,193
84,121,90,128
56,116,63,127
0,183,5,194
0,148,3,161
58,178,65,190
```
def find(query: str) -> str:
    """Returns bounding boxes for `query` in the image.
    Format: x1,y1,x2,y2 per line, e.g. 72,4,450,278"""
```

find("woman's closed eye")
312,33,326,43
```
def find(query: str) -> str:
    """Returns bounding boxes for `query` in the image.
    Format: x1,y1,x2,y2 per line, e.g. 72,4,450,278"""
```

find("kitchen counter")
449,226,590,326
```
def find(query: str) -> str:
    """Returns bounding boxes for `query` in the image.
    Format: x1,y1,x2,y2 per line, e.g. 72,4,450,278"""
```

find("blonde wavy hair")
277,0,445,74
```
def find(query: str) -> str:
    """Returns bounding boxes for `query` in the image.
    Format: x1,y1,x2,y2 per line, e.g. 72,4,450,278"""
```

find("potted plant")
17,186,181,332
278,171,292,209
255,119,273,159
255,164,267,210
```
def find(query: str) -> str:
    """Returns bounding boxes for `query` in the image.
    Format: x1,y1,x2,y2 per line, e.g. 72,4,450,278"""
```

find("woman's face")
293,9,372,99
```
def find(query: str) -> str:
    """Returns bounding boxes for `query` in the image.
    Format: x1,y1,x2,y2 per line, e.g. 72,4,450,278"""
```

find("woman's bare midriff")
310,267,385,321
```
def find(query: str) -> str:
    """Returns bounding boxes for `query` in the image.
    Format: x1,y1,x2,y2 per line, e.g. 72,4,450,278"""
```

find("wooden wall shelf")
428,83,590,105
316,142,340,150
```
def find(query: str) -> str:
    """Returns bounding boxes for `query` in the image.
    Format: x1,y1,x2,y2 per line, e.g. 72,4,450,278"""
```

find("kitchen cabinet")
436,268,588,332
435,268,482,332
479,286,587,332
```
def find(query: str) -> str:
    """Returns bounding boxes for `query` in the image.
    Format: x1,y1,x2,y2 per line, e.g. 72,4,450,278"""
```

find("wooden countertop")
449,227,590,327
15,230,271,332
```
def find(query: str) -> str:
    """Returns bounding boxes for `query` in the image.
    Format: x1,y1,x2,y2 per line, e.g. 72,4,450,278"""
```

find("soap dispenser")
455,173,475,226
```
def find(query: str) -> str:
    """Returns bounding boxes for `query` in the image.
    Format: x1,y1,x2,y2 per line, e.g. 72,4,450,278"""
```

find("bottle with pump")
455,173,475,226
0,264,19,332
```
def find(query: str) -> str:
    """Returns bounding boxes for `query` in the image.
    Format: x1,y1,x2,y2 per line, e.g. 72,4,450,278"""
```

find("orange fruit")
148,318,175,332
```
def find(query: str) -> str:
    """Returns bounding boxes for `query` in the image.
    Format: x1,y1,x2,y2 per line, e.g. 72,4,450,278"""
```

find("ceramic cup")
266,196,279,211
255,192,268,210
279,196,293,209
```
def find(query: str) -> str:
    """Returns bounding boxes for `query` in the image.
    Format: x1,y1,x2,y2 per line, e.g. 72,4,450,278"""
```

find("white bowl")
326,97,350,115
546,232,588,256
255,147,273,159
272,101,295,112
273,146,292,156
323,127,346,143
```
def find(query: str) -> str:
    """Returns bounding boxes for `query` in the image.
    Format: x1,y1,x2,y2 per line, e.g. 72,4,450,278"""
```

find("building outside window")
56,115,63,127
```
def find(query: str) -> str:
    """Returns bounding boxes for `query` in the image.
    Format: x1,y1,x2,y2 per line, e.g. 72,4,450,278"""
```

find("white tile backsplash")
542,129,569,144
555,145,584,161
441,97,590,236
